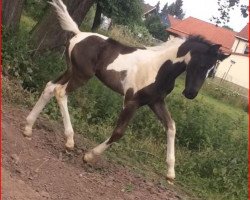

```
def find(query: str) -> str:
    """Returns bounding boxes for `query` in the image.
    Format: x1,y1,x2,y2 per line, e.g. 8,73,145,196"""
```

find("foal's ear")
218,53,231,61
208,44,222,53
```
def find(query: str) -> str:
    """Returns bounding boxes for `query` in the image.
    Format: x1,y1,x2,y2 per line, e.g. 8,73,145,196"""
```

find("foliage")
223,25,234,31
211,0,249,25
144,14,168,41
202,81,248,112
161,0,185,19
104,24,155,47
143,0,184,41
2,23,65,91
2,27,34,88
98,0,143,25
24,0,48,21
81,4,96,31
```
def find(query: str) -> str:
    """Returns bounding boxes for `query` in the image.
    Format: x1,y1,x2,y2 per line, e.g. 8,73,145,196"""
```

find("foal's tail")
49,0,81,35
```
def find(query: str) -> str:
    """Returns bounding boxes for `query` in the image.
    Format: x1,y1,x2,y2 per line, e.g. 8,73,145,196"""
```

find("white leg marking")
55,84,74,149
24,82,57,137
84,138,110,163
166,120,176,181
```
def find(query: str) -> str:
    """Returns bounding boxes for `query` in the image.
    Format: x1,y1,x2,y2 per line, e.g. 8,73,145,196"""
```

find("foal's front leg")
83,101,138,163
149,100,176,183
54,84,75,150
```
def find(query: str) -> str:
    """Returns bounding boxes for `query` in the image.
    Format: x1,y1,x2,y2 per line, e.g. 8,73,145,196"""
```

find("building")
142,3,157,20
215,23,249,89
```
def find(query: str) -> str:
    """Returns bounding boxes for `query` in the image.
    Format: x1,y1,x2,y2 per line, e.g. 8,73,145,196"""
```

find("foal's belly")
95,69,126,95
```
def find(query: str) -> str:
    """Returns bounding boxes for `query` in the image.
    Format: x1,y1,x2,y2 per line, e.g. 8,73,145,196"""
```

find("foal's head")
179,36,230,99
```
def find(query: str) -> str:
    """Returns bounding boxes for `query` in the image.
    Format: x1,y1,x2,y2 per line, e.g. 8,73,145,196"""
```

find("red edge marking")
0,0,2,199
248,11,250,200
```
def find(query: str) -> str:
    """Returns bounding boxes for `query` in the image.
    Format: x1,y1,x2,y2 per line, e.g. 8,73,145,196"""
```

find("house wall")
215,54,249,89
232,38,248,54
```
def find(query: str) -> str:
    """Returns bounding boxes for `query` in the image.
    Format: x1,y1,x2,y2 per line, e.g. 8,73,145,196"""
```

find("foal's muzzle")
182,89,198,99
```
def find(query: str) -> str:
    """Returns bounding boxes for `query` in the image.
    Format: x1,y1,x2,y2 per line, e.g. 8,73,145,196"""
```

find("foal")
24,0,230,182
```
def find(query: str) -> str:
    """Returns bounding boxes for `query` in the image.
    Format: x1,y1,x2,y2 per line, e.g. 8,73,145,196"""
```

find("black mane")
186,35,213,47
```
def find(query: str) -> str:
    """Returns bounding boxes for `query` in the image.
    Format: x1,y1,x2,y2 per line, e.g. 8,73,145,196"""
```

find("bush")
202,81,248,112
24,0,48,21
144,14,168,41
101,24,155,47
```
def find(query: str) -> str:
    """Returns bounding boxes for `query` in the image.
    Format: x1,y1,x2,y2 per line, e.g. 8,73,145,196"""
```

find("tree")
91,0,143,32
31,0,95,52
161,3,169,16
211,0,249,25
223,25,234,31
3,0,24,33
155,1,160,13
91,2,102,31
24,0,48,21
144,15,168,41
99,0,143,25
161,0,185,19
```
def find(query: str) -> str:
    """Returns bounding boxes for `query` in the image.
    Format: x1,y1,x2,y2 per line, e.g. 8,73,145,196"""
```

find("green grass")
2,13,248,200
20,13,37,33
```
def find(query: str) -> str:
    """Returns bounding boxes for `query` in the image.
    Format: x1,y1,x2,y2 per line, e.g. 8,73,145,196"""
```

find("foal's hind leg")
54,74,93,149
24,81,57,137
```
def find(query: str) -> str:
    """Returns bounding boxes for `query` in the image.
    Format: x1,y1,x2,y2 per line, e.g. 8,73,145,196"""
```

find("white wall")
215,54,249,89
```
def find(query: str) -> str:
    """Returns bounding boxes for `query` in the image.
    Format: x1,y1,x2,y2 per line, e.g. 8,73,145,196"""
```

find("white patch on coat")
106,37,191,94
206,65,215,78
68,32,108,58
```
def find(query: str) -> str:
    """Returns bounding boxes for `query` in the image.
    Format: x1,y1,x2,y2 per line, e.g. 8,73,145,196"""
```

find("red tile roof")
168,14,181,27
166,17,236,53
236,23,249,41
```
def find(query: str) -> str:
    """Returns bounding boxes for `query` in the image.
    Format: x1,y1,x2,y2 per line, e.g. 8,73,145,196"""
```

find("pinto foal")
24,0,230,182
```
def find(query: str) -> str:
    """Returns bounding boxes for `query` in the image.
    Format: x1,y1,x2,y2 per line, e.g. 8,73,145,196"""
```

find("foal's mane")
186,35,213,47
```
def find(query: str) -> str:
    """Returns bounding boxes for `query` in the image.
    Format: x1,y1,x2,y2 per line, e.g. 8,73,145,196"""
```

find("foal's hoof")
83,151,99,164
166,176,175,185
23,126,32,138
65,141,74,151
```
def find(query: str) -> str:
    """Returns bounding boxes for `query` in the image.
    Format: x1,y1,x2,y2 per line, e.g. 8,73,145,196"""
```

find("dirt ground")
2,104,183,200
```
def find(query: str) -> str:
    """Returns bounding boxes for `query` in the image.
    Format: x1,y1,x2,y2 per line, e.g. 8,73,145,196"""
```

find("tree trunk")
31,0,95,52
3,0,24,33
91,2,102,32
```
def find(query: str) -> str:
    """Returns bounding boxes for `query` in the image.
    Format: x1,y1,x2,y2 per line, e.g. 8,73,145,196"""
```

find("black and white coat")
24,0,230,183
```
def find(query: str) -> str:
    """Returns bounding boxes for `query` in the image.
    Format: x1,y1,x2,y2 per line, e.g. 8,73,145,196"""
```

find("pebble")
58,152,63,161
76,149,83,155
11,154,20,164
40,191,50,199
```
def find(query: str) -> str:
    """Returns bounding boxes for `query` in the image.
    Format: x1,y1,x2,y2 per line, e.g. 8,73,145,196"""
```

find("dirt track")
2,104,182,200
